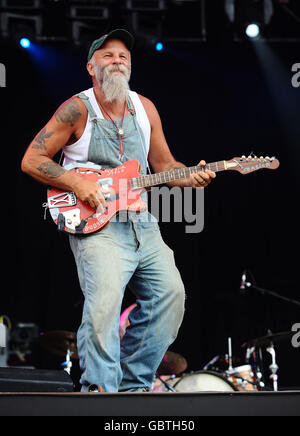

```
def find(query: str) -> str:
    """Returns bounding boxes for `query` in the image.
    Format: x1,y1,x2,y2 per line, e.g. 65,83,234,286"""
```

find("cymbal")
242,331,294,349
40,331,79,360
156,351,188,376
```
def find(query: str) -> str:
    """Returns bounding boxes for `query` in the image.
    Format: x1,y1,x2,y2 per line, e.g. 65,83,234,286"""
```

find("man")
21,29,216,392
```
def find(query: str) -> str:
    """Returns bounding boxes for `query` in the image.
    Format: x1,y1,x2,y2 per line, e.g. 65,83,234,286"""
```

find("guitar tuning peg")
241,155,246,159
266,156,270,160
260,156,264,159
248,155,252,159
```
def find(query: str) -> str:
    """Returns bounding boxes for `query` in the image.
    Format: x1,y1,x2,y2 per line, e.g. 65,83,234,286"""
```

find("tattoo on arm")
37,162,66,179
55,99,81,127
31,128,54,151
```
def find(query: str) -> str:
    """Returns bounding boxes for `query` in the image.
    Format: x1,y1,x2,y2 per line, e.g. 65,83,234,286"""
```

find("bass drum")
166,371,238,393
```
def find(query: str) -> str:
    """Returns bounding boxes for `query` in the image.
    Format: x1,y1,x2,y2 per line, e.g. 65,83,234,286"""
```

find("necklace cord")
98,99,127,160
98,96,151,174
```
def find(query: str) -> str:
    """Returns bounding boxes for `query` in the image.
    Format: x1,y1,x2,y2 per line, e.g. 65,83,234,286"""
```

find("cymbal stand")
245,346,255,363
245,346,265,390
228,337,233,372
63,345,73,375
266,342,279,392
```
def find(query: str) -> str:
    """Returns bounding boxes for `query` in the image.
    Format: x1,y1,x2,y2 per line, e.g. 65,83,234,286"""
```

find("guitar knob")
97,207,107,216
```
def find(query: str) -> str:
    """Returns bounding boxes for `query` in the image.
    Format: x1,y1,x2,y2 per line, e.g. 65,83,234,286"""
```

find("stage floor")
0,391,299,416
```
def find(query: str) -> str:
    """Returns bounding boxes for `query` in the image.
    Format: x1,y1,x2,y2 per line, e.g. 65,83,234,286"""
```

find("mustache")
93,62,131,85
106,64,128,73
104,64,131,80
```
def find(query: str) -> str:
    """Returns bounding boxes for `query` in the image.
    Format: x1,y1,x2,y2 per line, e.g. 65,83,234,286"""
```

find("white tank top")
62,88,151,166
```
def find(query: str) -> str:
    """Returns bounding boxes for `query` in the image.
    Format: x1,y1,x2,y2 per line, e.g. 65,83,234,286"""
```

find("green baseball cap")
87,29,134,62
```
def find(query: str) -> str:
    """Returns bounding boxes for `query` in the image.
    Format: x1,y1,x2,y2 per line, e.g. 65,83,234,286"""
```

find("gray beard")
94,64,131,103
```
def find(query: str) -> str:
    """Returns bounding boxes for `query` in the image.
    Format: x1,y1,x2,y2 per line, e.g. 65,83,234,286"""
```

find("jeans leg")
69,223,138,392
119,224,186,392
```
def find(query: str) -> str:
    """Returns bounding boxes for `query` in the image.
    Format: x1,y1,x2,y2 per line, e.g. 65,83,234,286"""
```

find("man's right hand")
73,178,107,211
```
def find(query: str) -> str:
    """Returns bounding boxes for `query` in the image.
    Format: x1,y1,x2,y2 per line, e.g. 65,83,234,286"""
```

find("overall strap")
127,94,152,175
127,94,136,116
75,92,98,122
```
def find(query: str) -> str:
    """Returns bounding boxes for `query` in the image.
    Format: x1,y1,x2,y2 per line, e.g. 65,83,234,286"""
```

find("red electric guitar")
45,155,279,235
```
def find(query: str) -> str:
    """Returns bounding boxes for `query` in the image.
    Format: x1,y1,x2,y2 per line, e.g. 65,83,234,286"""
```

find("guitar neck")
131,161,227,190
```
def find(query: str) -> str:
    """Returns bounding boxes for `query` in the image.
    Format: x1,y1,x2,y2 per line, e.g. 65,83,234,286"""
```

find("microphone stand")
248,283,300,308
240,271,300,391
241,272,300,308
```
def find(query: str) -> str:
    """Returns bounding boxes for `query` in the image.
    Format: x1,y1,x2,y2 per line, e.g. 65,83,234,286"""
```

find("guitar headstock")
226,155,280,174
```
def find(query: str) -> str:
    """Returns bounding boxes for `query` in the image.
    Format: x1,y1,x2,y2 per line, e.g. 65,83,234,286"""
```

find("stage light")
20,38,31,48
245,24,260,39
225,0,274,41
155,42,164,52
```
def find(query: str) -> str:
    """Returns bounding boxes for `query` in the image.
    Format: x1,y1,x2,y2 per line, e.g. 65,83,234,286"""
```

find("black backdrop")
2,32,299,390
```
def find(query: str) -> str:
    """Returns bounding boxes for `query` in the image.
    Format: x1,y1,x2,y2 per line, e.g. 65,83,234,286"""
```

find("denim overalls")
69,91,185,392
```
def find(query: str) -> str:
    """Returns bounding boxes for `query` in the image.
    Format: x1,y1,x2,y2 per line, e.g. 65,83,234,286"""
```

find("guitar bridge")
47,191,77,209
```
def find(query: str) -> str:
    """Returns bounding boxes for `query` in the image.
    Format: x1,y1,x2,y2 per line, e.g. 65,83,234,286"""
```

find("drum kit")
39,304,295,393
152,331,291,393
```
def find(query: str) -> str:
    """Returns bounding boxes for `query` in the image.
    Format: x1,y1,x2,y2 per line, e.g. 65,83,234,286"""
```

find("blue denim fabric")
69,218,185,392
69,92,185,392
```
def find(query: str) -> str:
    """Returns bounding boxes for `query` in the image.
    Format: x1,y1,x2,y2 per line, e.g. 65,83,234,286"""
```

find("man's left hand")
190,160,216,188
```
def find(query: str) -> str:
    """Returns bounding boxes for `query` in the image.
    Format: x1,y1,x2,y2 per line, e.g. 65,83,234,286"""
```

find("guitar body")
47,160,146,235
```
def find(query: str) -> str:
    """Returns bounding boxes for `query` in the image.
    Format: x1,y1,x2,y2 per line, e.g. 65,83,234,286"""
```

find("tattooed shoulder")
55,98,82,127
